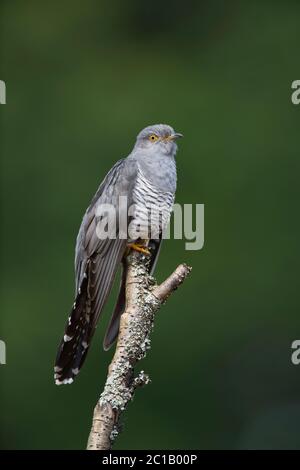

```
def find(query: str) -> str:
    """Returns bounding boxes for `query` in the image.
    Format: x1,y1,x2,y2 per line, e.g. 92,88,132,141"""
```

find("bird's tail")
54,268,94,385
103,260,127,350
55,238,127,385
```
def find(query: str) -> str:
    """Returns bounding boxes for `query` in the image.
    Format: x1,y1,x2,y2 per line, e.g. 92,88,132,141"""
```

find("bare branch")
87,251,192,450
152,263,192,302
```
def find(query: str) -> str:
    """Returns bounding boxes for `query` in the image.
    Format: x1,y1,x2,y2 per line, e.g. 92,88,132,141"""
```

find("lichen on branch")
87,250,191,450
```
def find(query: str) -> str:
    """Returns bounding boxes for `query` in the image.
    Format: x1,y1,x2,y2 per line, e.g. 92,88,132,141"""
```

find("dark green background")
1,0,300,450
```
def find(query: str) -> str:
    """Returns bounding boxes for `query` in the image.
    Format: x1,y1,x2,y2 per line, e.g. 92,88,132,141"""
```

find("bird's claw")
127,243,151,256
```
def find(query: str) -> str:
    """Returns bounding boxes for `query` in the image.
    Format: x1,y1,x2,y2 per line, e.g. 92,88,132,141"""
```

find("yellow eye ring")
149,134,159,142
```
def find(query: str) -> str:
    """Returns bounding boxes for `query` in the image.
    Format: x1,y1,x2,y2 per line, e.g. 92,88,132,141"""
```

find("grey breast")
130,164,175,240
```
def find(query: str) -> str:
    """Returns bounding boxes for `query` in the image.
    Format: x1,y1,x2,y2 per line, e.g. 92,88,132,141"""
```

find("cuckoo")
54,124,183,385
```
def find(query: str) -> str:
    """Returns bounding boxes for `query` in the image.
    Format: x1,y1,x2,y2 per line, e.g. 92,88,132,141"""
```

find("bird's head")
134,124,183,156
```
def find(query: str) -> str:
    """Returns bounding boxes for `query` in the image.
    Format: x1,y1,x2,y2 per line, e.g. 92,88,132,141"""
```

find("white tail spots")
64,334,73,342
55,377,74,386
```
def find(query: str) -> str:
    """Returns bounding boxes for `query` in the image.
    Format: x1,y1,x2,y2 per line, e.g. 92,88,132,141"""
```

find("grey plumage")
55,124,182,385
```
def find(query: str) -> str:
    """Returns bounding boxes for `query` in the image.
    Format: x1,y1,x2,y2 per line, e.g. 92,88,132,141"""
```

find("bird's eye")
149,134,159,142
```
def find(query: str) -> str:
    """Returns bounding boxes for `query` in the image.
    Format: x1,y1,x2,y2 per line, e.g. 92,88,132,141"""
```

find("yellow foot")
127,243,151,256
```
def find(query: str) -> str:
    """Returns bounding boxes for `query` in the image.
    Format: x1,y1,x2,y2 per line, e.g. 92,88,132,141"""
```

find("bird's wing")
75,158,127,290
55,158,137,384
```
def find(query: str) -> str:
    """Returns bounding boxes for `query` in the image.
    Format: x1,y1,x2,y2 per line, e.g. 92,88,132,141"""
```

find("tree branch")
86,250,192,450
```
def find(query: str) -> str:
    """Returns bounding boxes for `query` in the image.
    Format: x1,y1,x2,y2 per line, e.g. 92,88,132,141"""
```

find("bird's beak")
167,132,183,141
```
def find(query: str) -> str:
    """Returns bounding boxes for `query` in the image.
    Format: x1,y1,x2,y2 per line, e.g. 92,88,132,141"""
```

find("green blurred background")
1,0,300,450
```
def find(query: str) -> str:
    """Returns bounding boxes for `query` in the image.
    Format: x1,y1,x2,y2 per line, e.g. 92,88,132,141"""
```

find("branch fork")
87,250,192,450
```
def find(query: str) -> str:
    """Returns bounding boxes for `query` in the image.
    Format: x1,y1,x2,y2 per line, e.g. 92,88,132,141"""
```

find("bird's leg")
127,240,151,256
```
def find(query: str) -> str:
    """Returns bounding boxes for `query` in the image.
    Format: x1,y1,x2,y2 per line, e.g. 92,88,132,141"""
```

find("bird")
54,124,183,385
